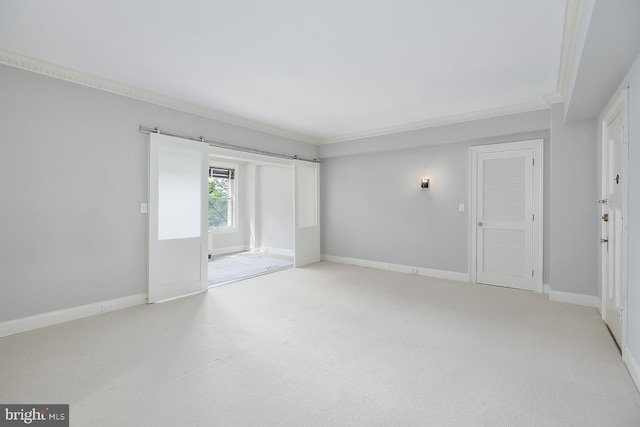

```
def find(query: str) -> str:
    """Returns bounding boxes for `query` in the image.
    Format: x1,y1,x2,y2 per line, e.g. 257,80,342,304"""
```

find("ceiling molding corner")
544,92,564,105
319,99,552,145
556,0,585,100
0,49,319,145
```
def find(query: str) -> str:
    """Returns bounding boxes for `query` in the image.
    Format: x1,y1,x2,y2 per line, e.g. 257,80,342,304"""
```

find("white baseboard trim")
257,247,294,257
548,290,599,308
209,245,250,256
543,283,550,294
322,255,469,282
0,293,147,338
595,296,602,314
624,347,640,392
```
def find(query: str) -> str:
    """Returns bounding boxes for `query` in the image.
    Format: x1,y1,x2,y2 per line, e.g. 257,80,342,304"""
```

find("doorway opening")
206,151,297,287
146,128,320,303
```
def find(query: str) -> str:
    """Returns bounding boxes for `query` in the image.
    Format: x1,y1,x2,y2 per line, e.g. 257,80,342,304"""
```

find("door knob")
478,221,483,226
601,238,609,243
602,213,609,222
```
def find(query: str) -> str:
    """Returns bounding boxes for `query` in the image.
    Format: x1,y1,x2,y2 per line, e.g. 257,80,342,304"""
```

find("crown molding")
0,49,318,145
318,96,560,145
556,0,585,100
1,49,564,147
543,92,564,105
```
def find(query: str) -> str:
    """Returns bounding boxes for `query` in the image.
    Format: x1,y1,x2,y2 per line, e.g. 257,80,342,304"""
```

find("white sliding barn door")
471,140,542,292
148,133,208,303
293,160,321,267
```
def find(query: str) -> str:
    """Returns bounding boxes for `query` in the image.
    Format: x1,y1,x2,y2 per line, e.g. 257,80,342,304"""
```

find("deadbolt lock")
602,213,609,222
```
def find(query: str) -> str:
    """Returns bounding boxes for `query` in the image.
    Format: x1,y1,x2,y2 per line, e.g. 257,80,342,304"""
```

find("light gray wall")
549,103,599,295
321,118,550,280
256,165,293,252
599,52,640,363
0,64,317,322
321,142,469,273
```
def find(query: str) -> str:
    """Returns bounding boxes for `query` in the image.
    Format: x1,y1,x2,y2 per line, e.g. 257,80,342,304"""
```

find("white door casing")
470,140,543,292
601,89,629,348
293,160,321,267
148,133,209,303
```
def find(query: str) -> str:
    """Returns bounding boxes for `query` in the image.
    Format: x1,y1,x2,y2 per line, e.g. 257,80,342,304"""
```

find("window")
208,167,235,230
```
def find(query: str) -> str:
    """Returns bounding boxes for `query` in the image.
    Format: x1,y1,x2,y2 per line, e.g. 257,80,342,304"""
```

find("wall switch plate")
140,203,148,214
458,204,465,212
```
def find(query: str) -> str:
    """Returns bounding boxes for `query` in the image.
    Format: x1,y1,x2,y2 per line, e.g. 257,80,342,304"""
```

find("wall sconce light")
421,177,430,189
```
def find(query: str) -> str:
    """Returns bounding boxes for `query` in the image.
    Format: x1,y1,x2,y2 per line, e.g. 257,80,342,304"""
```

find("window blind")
209,167,235,179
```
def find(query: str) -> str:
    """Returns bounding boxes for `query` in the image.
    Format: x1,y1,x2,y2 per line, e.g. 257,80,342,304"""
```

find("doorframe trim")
469,139,544,292
600,88,629,349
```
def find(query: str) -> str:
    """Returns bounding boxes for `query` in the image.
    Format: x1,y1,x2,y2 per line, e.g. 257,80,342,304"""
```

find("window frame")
208,161,239,234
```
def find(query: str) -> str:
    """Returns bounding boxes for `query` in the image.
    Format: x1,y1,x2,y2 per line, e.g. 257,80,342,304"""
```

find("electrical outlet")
101,303,118,312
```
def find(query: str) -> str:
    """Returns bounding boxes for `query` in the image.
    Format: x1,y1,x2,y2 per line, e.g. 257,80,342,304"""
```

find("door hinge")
532,270,534,278
532,158,535,166
532,214,535,221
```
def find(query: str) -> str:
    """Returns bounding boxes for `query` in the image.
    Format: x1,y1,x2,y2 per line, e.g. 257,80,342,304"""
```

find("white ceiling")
0,0,566,143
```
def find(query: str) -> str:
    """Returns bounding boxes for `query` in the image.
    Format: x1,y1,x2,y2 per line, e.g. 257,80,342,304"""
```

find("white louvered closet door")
476,149,534,290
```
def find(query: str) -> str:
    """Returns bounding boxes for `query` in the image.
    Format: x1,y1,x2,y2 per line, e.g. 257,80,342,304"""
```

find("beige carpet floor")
1,262,639,426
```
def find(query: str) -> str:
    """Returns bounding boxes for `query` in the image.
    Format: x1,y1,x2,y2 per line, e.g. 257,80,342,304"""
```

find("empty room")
1,1,640,426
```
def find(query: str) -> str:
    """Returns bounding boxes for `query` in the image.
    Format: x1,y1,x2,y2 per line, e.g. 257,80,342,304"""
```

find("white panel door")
476,149,534,290
148,133,208,303
603,106,626,346
293,160,321,267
